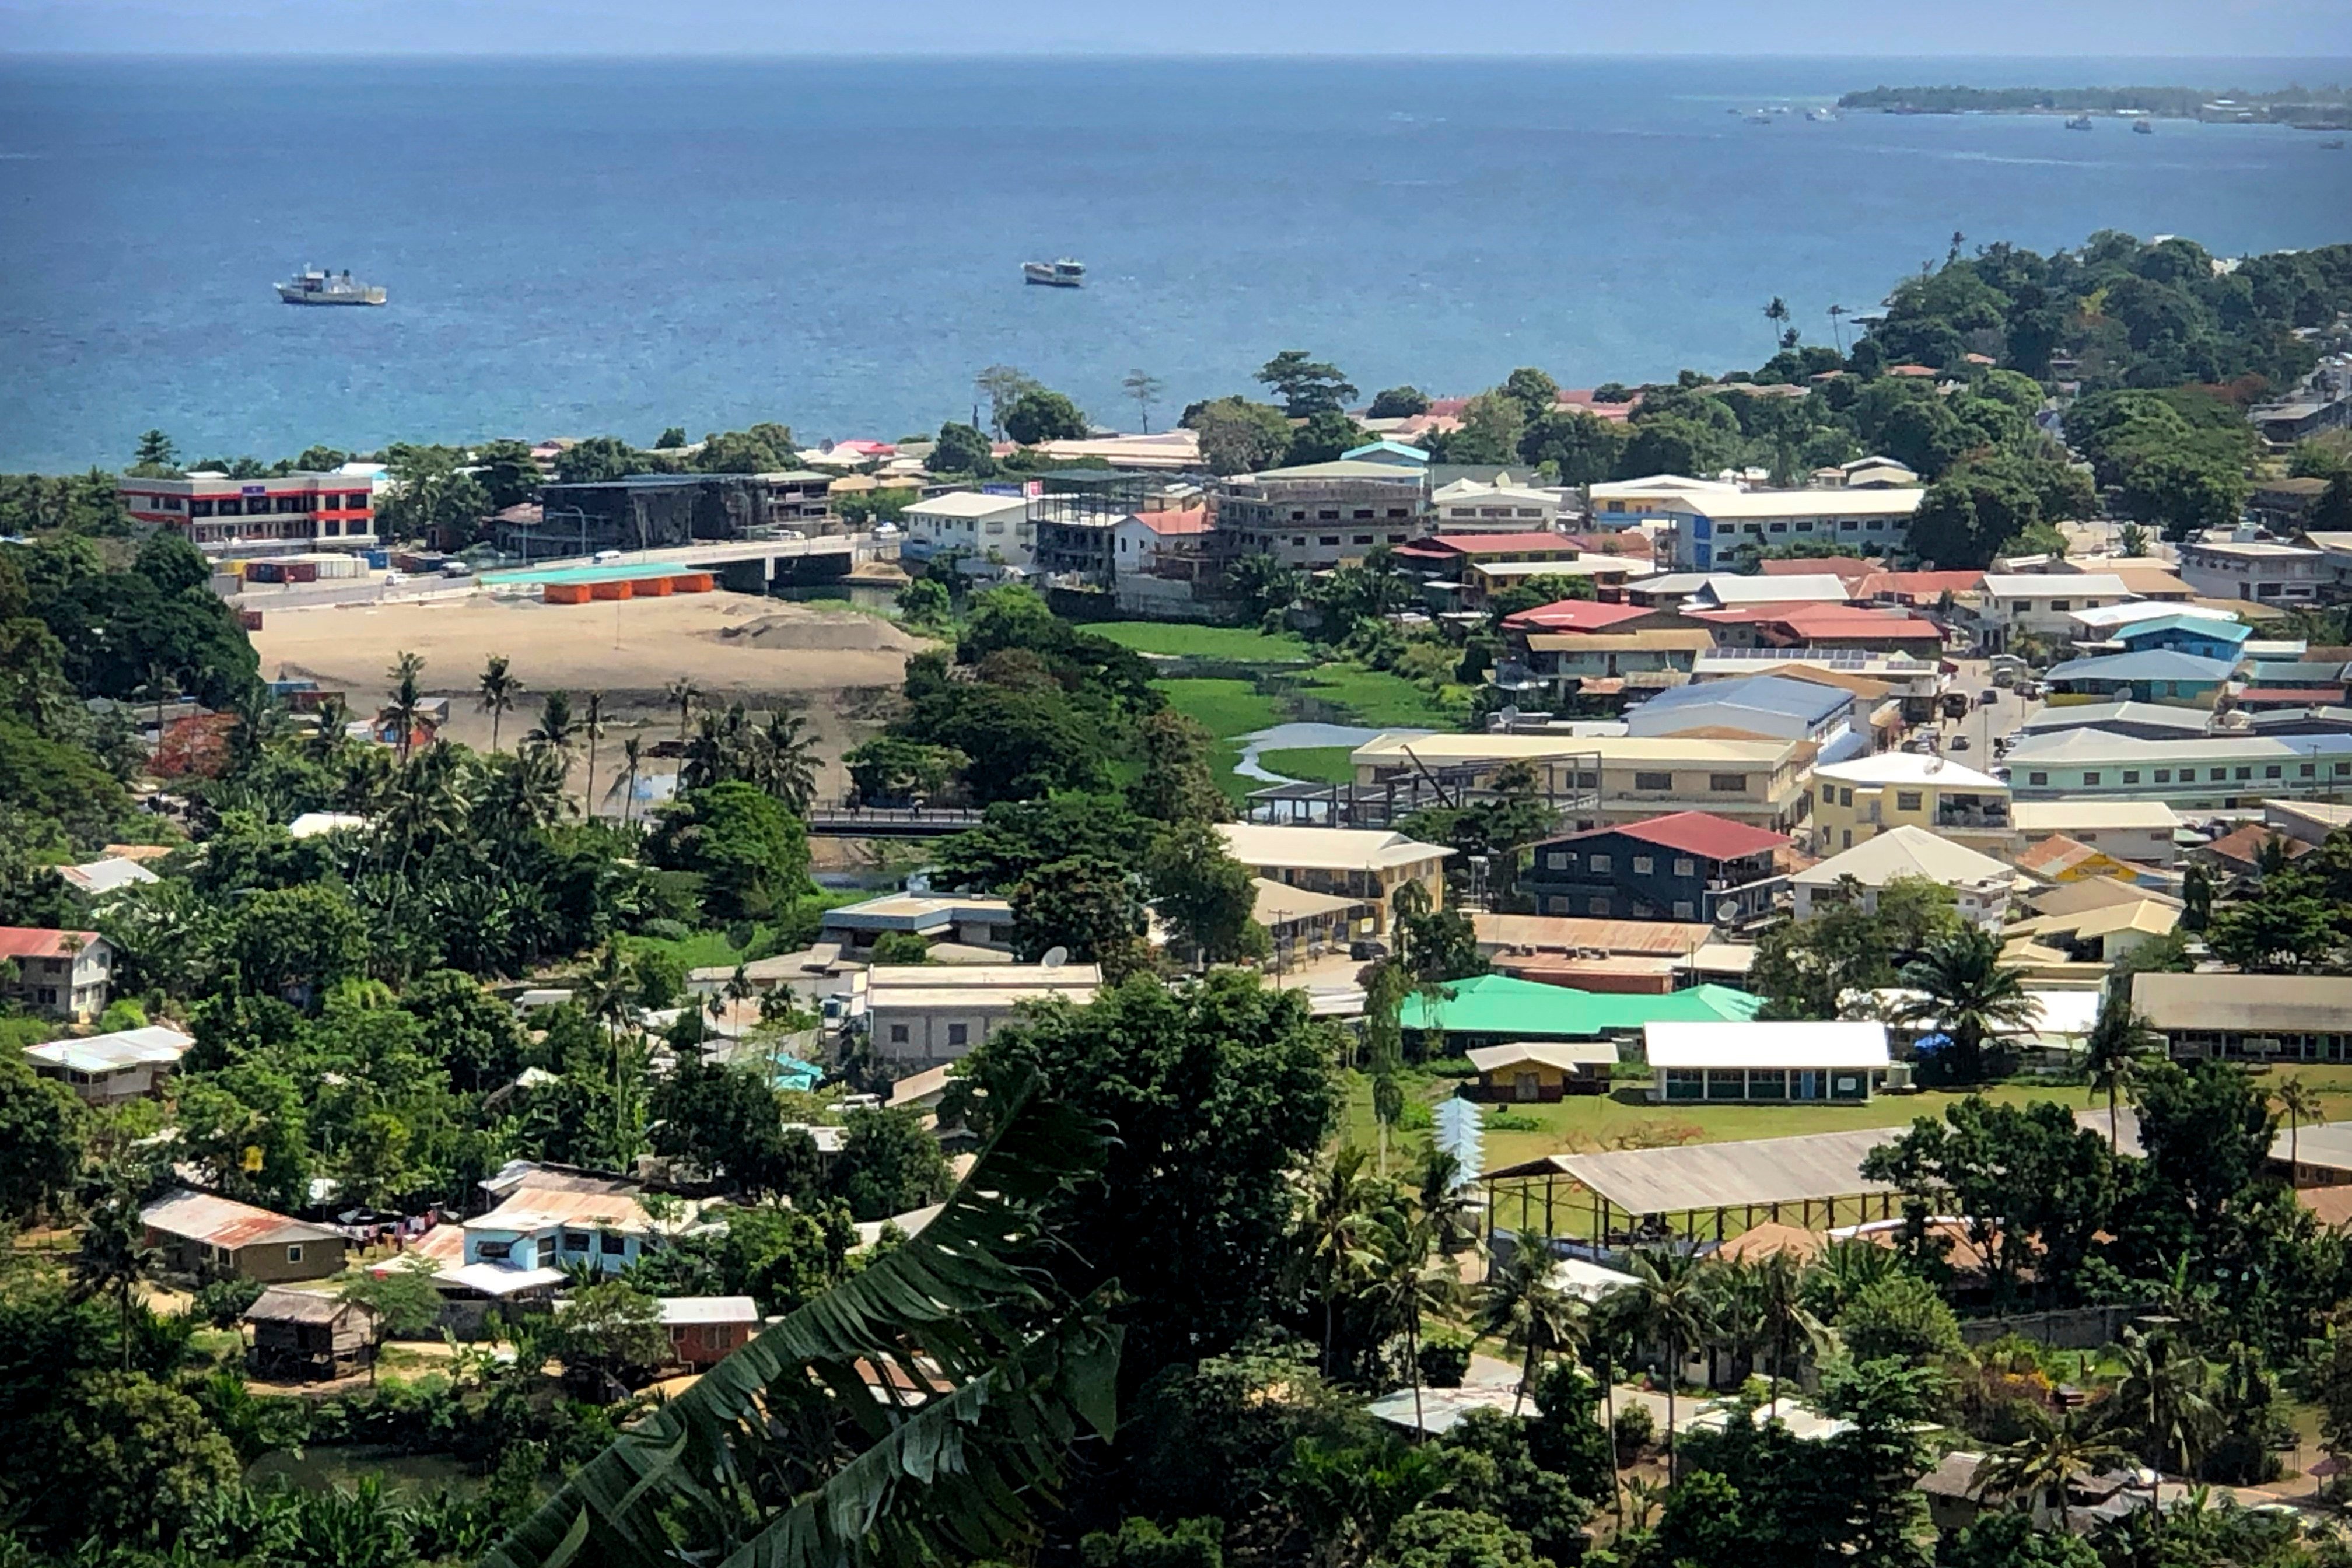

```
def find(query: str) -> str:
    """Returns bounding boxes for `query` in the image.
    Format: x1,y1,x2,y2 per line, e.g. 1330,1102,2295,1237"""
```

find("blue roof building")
2044,650,2237,706
2110,614,2252,663
1622,673,1859,758
1343,439,1433,466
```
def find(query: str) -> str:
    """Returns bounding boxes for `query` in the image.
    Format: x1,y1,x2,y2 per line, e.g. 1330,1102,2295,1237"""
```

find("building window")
2119,770,2140,784
947,1023,970,1047
1672,900,1696,919
1674,858,1695,877
2235,767,2253,781
285,1245,303,1264
2154,769,2171,783
2266,765,2284,779
1319,536,1340,547
1353,534,1373,545
477,1240,510,1261
2302,764,2317,777
1317,509,1339,521
888,1024,909,1044
1631,856,1653,874
1895,791,1922,813
1546,852,1569,870
2210,768,2228,781
600,1231,625,1255
1708,774,1743,792
1746,1069,1787,1100
2082,773,2100,786
1589,853,1611,872
1663,1069,1703,1102
1353,509,1373,520
1706,1069,1746,1101
564,1230,590,1252
1587,897,1610,915
1633,772,1671,792
2050,600,2070,612
2029,772,2049,786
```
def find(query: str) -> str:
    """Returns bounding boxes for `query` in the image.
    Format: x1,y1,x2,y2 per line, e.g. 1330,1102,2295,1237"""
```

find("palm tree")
2108,1328,2222,1514
73,1175,160,1370
1626,1250,1713,1482
1763,296,1791,353
1751,1250,1826,1418
581,692,608,818
1298,1147,1385,1380
1827,303,1849,354
383,650,426,764
477,654,523,752
2275,1076,2324,1174
1894,926,2041,1084
2082,989,2162,1150
618,736,645,828
1365,1213,1455,1438
1481,1244,1583,1416
1977,1404,2129,1534
758,708,819,813
578,942,639,1159
527,688,578,771
135,659,180,743
1416,1147,1482,1258
664,676,701,744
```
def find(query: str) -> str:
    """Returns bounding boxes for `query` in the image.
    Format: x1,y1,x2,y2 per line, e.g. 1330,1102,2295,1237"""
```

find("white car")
592,548,624,564
873,522,901,538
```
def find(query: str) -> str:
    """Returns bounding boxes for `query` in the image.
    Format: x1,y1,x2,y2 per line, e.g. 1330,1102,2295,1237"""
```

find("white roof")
2005,730,2352,767
657,1295,760,1325
1544,1256,1643,1301
1982,573,2133,600
437,1262,565,1296
906,491,1028,520
288,811,369,839
1643,1020,1891,1070
1350,732,1793,768
1590,475,1740,499
1220,821,1455,874
1433,478,1562,508
1791,825,2013,890
1465,1041,1620,1073
61,858,161,896
2069,600,2240,631
1811,752,2007,790
2011,801,2183,832
26,1024,194,1074
1667,488,1922,520
1696,574,1853,606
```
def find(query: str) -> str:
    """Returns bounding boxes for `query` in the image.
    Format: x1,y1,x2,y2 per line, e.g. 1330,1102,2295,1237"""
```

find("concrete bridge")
804,804,986,838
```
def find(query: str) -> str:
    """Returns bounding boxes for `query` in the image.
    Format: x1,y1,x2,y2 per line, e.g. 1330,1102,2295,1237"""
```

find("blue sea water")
2,54,2349,471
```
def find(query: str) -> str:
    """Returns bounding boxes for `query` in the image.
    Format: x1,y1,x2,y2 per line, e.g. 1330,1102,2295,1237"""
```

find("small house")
1465,1041,1619,1101
659,1296,762,1368
1644,1020,1891,1105
0,928,111,1021
243,1287,380,1381
24,1024,194,1104
142,1189,348,1283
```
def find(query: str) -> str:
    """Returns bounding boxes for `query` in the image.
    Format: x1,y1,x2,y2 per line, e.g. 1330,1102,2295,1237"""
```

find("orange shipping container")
543,583,594,604
590,579,632,600
675,572,716,593
638,575,675,597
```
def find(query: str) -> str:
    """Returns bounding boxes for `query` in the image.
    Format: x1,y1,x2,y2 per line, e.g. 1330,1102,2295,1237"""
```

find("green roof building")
1399,974,1762,1047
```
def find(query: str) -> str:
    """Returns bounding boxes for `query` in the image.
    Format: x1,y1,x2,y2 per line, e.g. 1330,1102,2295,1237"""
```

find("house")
900,491,1035,573
1399,973,1762,1052
1341,439,1433,467
459,1174,687,1289
0,928,111,1021
1522,813,1790,923
1682,604,1945,659
1828,456,1920,489
2194,821,2313,883
1457,554,1653,610
1790,827,2015,930
1219,822,1454,934
1974,574,2137,652
2042,650,2236,707
1465,1041,1619,1102
1111,508,1213,583
1657,487,1927,571
2007,898,2180,964
1851,569,1984,608
1687,573,1855,609
659,1296,761,1369
288,811,369,839
1471,912,1718,963
2132,972,2352,1063
2176,538,2329,606
1501,628,1716,705
24,1024,194,1104
1254,878,1372,969
1424,480,1566,531
862,962,1101,1072
1346,733,1814,834
2008,802,2182,866
1807,754,2012,855
819,893,1014,957
58,857,162,900
2014,701,2211,744
142,1189,348,1283
2252,476,2334,529
2104,613,2253,663
1499,599,1681,639
2003,730,2352,810
1622,674,1857,755
2013,834,2141,886
243,1288,379,1381
1645,1020,1891,1105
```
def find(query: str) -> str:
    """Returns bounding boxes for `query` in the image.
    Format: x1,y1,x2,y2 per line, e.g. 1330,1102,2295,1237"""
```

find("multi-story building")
119,473,377,556
1587,475,1741,526
1426,478,1566,531
1972,573,2138,653
1030,469,1190,582
900,491,1035,573
1522,811,1789,923
1213,459,1431,572
0,928,111,1021
2176,538,2331,605
2042,650,2236,707
1346,732,1813,834
1219,822,1454,934
1657,487,1926,571
2003,730,2352,811
2132,972,2352,1063
1623,673,1860,755
1806,753,2012,856
1791,827,2014,930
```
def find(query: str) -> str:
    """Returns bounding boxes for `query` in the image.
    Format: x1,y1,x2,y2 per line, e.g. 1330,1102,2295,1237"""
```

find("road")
1932,656,2042,768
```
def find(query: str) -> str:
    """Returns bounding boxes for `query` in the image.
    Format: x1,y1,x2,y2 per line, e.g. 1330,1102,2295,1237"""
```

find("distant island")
1838,83,2351,127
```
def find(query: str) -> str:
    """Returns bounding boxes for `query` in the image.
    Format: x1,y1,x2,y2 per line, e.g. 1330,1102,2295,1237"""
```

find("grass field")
1292,663,1466,729
1257,746,1356,785
1155,677,1287,802
1078,622,1311,662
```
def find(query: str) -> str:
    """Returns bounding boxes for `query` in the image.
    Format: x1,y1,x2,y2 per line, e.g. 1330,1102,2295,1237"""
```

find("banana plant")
483,1074,1121,1568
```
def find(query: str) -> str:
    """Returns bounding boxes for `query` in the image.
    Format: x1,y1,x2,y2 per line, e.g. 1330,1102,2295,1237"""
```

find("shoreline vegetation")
1839,82,2352,125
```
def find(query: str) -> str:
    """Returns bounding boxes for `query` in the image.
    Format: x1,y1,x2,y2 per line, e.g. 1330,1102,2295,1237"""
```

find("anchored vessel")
276,267,386,306
1022,258,1086,288
2064,115,2096,131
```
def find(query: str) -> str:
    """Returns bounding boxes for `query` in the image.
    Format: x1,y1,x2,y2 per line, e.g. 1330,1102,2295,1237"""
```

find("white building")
24,1024,194,1104
2009,801,2183,866
58,857,162,900
900,491,1035,573
2176,538,2330,606
1790,826,2015,930
1588,475,1742,526
1429,476,1567,530
1974,573,2137,652
860,963,1100,1073
1645,1020,1892,1105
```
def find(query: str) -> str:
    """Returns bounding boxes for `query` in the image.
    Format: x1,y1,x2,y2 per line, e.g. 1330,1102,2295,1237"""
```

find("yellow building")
1348,732,1812,834
1219,822,1453,935
1806,752,2012,856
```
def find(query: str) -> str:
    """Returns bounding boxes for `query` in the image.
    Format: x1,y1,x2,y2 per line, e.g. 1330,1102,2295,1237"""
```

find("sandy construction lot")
251,590,932,800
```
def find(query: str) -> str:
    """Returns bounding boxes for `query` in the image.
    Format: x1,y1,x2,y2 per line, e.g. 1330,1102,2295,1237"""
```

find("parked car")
1950,734,1972,750
1349,939,1390,962
1979,688,2000,706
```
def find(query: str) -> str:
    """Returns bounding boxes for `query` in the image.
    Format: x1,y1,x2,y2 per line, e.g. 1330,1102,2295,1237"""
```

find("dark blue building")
1522,811,1790,923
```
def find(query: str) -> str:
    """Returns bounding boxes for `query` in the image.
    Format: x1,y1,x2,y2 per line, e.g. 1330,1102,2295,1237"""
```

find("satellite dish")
1040,945,1070,969
1715,901,1740,926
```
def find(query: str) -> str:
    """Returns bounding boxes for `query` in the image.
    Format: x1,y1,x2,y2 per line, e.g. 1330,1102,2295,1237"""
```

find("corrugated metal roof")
1473,913,1714,956
142,1188,340,1250
2134,971,2352,1034
1643,1020,1890,1070
0,927,102,960
1489,1125,1902,1213
1401,974,1762,1037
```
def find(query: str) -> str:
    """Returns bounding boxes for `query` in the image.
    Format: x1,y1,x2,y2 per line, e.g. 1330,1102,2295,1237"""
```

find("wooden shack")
242,1287,380,1381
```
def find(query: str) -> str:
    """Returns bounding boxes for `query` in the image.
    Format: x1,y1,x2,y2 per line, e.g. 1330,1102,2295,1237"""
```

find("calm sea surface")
2,55,2348,470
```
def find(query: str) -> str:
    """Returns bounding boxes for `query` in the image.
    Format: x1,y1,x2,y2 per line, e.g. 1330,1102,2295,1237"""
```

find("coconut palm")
1976,1404,2129,1534
1894,925,2042,1084
477,654,523,752
581,693,608,818
2108,1327,2222,1513
1416,1147,1482,1258
2083,989,2162,1150
72,1174,160,1370
619,736,645,828
1364,1213,1455,1438
1298,1146,1386,1380
383,650,426,764
758,709,820,813
1751,1249,1828,1418
1763,296,1791,352
664,675,701,744
1827,303,1849,353
528,688,577,755
1481,1244,1584,1416
1626,1249,1713,1482
2275,1076,2325,1173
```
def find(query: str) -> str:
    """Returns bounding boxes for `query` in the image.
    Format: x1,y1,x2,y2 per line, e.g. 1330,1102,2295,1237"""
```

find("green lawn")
1155,678,1286,804
1079,622,1311,663
1291,663,1466,729
1256,746,1356,786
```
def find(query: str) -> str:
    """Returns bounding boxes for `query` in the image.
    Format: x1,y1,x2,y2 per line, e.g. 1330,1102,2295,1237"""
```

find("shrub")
192,1276,265,1328
1419,1329,1472,1389
1611,1401,1654,1465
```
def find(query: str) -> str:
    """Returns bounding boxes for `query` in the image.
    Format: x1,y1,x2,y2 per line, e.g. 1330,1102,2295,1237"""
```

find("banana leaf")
482,1074,1121,1568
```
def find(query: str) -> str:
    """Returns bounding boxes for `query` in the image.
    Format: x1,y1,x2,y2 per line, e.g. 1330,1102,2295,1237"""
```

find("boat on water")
276,267,386,306
2133,119,2155,135
2064,115,2096,131
1806,108,1838,123
2324,139,2348,150
1023,258,1085,288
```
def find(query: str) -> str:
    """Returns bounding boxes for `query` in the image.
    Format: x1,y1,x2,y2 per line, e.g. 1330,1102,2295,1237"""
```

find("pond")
1234,723,1423,783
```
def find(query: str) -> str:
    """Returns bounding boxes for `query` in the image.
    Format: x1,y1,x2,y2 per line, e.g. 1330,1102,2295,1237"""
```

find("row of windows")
2023,760,2351,787
1817,786,1926,813
142,492,369,514
1696,517,1901,537
1227,532,1413,551
1542,849,1702,877
886,1021,972,1046
1548,894,1700,919
1626,772,1752,793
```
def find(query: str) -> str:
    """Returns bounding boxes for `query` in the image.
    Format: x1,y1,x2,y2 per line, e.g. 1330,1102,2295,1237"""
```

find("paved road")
1931,656,2040,766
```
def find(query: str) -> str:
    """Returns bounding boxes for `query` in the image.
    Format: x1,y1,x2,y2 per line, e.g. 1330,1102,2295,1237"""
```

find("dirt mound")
717,608,930,654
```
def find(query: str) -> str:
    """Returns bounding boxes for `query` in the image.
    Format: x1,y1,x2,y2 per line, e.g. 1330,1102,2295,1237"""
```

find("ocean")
2,54,2348,471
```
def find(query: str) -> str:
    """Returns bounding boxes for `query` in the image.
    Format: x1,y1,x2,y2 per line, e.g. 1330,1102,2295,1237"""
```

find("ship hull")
276,284,386,306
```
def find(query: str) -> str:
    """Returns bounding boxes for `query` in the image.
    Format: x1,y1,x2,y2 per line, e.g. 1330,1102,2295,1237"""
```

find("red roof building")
0,927,103,961
1551,388,1640,424
1607,811,1793,860
1684,603,1944,654
1887,364,1941,378
1127,508,1212,536
1853,569,1985,606
1499,599,1662,636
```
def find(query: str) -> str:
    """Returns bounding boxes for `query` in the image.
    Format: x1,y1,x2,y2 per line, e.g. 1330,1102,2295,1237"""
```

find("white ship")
1022,258,1086,288
277,267,386,306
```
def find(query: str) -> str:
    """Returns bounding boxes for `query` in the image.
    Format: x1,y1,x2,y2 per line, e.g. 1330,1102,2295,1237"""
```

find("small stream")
1234,723,1429,784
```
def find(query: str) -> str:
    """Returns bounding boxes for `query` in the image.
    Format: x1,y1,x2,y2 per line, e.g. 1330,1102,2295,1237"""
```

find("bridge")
804,804,986,838
482,530,892,595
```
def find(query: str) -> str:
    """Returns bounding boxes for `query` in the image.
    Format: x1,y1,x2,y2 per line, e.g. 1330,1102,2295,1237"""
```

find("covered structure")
1464,1041,1619,1102
1643,1020,1891,1104
242,1287,379,1381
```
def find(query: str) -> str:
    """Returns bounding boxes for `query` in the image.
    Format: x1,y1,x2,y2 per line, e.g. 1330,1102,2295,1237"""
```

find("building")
1522,813,1789,923
2003,730,2352,810
1807,754,2012,855
1622,674,1857,753
1688,573,1855,608
1826,456,1920,489
862,962,1101,1072
1399,974,1762,1052
2009,801,2182,865
1587,475,1741,526
1425,480,1566,531
1973,574,2137,652
119,471,377,556
2132,972,2352,1063
658,1296,761,1368
1346,733,1813,834
819,894,1014,957
142,1189,348,1283
1254,878,1372,968
24,1024,194,1104
2013,833,2145,886
2177,538,2330,605
1219,822,1454,933
1454,557,1655,610
900,491,1035,572
460,1175,684,1287
2103,613,2253,663
2007,897,2180,964
2042,650,2236,708
58,857,162,900
1111,508,1215,584
2013,701,2211,744
1212,460,1431,572
243,1289,380,1381
1465,1041,1619,1101
0,928,111,1020
1502,598,1685,639
1790,826,2015,930
517,473,807,558
1660,488,1927,571
1499,628,1716,705
1682,604,1945,659
1645,1020,1891,1105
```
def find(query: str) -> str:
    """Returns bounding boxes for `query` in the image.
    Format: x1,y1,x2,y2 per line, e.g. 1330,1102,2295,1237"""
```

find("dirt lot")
251,590,932,801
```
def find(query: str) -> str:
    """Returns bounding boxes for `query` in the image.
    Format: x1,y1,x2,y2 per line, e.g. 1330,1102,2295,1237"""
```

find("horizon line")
6,47,2350,62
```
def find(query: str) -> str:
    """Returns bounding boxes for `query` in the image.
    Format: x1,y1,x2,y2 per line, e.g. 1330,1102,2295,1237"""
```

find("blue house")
1522,811,1791,923
2044,650,2236,708
2110,614,2252,663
